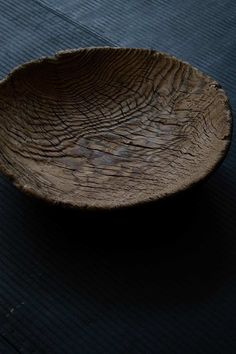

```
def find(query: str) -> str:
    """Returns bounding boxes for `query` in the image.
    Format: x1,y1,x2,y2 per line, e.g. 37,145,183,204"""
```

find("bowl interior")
0,48,231,208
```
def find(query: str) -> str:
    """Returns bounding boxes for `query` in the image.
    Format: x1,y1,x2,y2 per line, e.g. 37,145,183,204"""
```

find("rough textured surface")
0,48,231,208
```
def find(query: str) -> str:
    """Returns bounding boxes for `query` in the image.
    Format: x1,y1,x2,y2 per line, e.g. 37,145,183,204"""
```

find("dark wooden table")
0,0,235,353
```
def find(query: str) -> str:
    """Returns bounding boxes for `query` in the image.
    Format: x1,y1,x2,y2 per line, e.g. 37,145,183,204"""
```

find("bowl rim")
0,47,233,209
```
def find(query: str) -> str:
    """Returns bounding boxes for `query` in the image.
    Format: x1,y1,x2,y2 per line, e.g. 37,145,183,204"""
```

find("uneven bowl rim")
0,47,233,209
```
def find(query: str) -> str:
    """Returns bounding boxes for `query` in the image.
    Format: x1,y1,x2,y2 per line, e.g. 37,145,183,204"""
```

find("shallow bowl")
0,47,232,208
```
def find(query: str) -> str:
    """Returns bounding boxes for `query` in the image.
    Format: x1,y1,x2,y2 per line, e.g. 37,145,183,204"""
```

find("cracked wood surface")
0,47,232,208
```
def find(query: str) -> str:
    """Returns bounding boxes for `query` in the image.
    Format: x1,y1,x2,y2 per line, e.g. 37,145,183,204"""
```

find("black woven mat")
0,0,235,353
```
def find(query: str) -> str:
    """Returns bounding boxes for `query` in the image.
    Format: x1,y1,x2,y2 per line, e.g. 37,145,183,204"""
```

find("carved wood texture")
0,48,232,208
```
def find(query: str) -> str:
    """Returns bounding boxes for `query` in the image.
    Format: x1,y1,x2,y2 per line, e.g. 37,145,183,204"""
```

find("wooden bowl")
0,48,232,208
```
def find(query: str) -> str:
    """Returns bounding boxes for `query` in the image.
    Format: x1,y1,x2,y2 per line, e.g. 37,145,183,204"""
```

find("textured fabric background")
0,0,235,353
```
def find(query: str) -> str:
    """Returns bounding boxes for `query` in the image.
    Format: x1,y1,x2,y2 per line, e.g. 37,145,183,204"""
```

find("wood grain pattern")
0,48,232,208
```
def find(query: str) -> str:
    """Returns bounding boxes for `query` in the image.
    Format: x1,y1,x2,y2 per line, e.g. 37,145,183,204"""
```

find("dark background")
0,0,236,353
